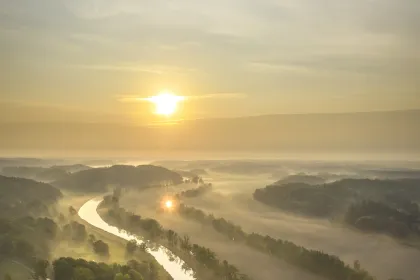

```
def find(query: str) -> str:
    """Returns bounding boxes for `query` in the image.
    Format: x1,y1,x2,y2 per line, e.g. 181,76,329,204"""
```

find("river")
78,198,196,280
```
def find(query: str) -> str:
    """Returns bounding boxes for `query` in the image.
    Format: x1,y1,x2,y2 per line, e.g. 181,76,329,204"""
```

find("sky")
1,0,419,124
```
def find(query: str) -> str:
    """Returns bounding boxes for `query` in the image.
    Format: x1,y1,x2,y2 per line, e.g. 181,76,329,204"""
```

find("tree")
70,221,87,242
148,262,160,280
73,267,95,280
93,240,110,257
138,242,148,252
141,219,163,239
126,240,138,256
128,269,144,280
69,206,77,216
33,259,49,280
53,259,73,280
221,260,239,280
166,230,178,247
192,176,201,184
114,273,130,280
36,218,58,239
88,234,96,245
58,213,66,223
113,188,122,202
180,235,191,253
353,260,361,271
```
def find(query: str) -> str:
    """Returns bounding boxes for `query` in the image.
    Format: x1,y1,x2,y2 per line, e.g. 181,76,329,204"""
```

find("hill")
0,175,62,218
254,178,420,218
0,175,62,204
53,165,183,192
254,178,420,239
1,164,91,182
272,174,326,185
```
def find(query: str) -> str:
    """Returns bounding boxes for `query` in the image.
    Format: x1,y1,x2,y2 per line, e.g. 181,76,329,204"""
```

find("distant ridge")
53,164,183,192
1,109,419,154
187,109,420,122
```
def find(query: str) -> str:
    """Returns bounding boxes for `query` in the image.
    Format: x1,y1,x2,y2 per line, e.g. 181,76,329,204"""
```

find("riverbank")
58,194,172,279
97,204,217,280
78,198,196,280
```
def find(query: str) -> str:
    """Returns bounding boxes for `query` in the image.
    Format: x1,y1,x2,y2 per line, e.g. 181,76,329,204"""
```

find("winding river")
78,198,196,280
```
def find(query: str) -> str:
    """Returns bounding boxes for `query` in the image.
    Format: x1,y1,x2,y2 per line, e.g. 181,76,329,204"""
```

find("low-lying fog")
121,163,420,280
121,186,322,280
3,156,420,279
186,176,420,280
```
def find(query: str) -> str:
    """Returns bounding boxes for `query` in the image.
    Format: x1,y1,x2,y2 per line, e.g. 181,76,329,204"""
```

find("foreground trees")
0,217,55,265
33,259,49,280
52,257,160,280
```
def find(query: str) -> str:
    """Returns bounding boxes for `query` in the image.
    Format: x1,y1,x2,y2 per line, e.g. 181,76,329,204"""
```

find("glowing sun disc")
165,200,173,209
147,92,184,116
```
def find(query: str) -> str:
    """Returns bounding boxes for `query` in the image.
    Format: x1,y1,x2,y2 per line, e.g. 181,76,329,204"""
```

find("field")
0,259,32,280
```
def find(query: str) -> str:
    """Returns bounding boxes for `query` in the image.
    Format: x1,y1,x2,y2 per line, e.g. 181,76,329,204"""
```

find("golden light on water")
165,200,173,209
146,91,185,116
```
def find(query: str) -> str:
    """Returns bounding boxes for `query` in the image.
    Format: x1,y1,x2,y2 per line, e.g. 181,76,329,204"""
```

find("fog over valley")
1,0,419,279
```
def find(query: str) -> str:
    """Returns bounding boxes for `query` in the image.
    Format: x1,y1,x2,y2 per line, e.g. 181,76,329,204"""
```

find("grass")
0,259,32,280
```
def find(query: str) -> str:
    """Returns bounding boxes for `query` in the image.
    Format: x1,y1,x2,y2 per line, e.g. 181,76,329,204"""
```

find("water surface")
78,198,196,280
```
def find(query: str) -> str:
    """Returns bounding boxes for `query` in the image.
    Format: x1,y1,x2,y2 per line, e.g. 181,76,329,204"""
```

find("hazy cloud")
117,92,246,103
0,0,419,116
188,93,247,99
0,100,129,123
69,63,196,75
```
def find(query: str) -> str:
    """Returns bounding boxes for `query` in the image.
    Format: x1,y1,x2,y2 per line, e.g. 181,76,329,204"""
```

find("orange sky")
0,1,419,124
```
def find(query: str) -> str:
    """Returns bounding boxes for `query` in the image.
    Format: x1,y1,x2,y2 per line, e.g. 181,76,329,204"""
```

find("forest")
0,169,175,280
53,165,183,192
1,164,91,182
52,257,167,280
345,200,420,238
254,178,420,216
0,175,62,218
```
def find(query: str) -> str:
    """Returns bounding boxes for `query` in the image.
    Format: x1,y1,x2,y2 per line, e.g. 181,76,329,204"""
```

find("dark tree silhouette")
93,240,110,257
69,206,77,216
126,240,138,256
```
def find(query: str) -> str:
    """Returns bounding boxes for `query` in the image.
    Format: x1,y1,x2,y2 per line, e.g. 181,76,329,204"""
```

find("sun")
165,200,173,209
147,91,184,116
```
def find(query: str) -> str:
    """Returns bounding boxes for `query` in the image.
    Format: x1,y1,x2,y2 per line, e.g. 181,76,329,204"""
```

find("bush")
93,240,110,257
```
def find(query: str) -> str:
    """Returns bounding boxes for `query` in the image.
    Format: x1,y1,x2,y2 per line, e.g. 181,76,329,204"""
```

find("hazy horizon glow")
1,1,419,156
